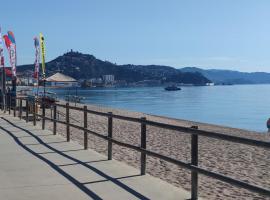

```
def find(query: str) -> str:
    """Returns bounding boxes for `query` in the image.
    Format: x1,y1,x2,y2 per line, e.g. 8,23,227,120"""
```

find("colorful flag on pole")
0,27,4,67
4,31,16,77
3,35,13,73
3,35,11,49
7,32,15,43
34,37,40,79
39,33,46,79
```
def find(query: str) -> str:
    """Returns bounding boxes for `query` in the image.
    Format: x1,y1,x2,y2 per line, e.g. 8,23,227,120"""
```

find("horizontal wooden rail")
33,113,270,197
2,96,270,199
145,120,270,149
51,102,270,149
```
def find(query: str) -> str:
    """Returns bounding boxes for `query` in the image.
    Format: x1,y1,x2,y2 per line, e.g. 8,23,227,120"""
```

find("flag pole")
34,37,40,97
40,33,46,100
0,27,5,109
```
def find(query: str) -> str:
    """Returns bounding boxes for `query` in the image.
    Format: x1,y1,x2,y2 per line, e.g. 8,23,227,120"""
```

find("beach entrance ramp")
0,114,191,200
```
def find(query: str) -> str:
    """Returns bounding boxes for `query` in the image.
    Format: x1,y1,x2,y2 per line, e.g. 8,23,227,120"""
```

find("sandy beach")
37,100,270,200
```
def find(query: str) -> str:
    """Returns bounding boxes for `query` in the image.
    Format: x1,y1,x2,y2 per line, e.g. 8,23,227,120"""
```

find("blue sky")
1,0,270,72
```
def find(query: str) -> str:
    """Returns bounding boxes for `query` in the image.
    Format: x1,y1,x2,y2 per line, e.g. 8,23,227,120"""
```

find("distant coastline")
15,51,270,89
17,51,211,86
181,67,270,85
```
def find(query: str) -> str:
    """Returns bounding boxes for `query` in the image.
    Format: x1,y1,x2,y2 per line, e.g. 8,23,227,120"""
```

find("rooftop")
46,72,77,82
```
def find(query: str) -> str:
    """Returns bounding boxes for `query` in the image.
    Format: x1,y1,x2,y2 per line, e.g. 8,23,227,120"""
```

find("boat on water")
164,85,181,91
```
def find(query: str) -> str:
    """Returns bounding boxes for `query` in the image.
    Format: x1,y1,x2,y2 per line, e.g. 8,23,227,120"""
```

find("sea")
46,84,270,132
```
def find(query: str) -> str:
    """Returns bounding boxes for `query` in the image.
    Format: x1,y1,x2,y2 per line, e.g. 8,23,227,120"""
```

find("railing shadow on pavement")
0,117,152,200
1,95,270,199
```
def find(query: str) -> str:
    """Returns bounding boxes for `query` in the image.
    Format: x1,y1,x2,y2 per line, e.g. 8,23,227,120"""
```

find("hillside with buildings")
17,51,211,86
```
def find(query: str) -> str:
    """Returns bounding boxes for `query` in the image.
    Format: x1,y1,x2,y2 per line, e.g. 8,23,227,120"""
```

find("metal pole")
1,66,4,111
107,112,113,160
43,79,46,98
42,99,45,130
12,77,16,96
84,105,88,149
140,117,147,175
33,100,36,126
3,66,6,113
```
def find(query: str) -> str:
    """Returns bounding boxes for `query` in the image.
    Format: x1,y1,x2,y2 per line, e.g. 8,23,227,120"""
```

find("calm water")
49,85,270,132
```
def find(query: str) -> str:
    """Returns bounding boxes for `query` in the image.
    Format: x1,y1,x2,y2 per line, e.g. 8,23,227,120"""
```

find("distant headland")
16,50,210,87
16,50,270,87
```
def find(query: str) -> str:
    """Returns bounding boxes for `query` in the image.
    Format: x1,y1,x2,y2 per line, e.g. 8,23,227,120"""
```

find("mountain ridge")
17,51,211,85
180,67,270,84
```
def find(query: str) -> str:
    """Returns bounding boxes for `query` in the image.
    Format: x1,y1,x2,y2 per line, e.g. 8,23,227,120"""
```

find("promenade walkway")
0,113,191,200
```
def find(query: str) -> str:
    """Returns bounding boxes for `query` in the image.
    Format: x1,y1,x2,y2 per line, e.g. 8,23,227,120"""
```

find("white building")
46,73,78,87
89,78,103,84
102,75,114,84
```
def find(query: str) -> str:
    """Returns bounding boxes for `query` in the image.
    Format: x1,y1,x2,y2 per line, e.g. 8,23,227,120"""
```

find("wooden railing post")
19,99,22,120
107,112,113,160
1,97,3,111
16,98,19,117
1,94,3,111
53,104,57,135
13,97,16,117
8,95,11,115
66,103,70,142
140,117,147,175
3,94,6,112
191,126,199,200
33,100,36,126
50,107,53,121
42,99,45,130
26,99,29,123
4,94,6,113
84,105,88,149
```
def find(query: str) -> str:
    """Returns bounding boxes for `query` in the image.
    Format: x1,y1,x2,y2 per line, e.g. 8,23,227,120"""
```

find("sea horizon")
31,84,270,133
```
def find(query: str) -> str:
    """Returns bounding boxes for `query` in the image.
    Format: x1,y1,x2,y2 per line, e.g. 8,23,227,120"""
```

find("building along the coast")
102,75,114,84
46,72,78,87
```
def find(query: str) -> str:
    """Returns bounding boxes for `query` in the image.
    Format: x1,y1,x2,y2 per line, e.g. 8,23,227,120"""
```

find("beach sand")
37,101,270,200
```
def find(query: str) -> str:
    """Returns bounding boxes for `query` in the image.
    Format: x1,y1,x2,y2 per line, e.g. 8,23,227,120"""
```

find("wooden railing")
1,96,270,199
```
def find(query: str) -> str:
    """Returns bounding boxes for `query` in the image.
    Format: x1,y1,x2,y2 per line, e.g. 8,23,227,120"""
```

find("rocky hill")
17,51,210,85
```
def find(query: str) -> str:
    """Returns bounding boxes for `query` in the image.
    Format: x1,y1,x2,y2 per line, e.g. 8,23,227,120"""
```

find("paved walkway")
0,114,191,200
